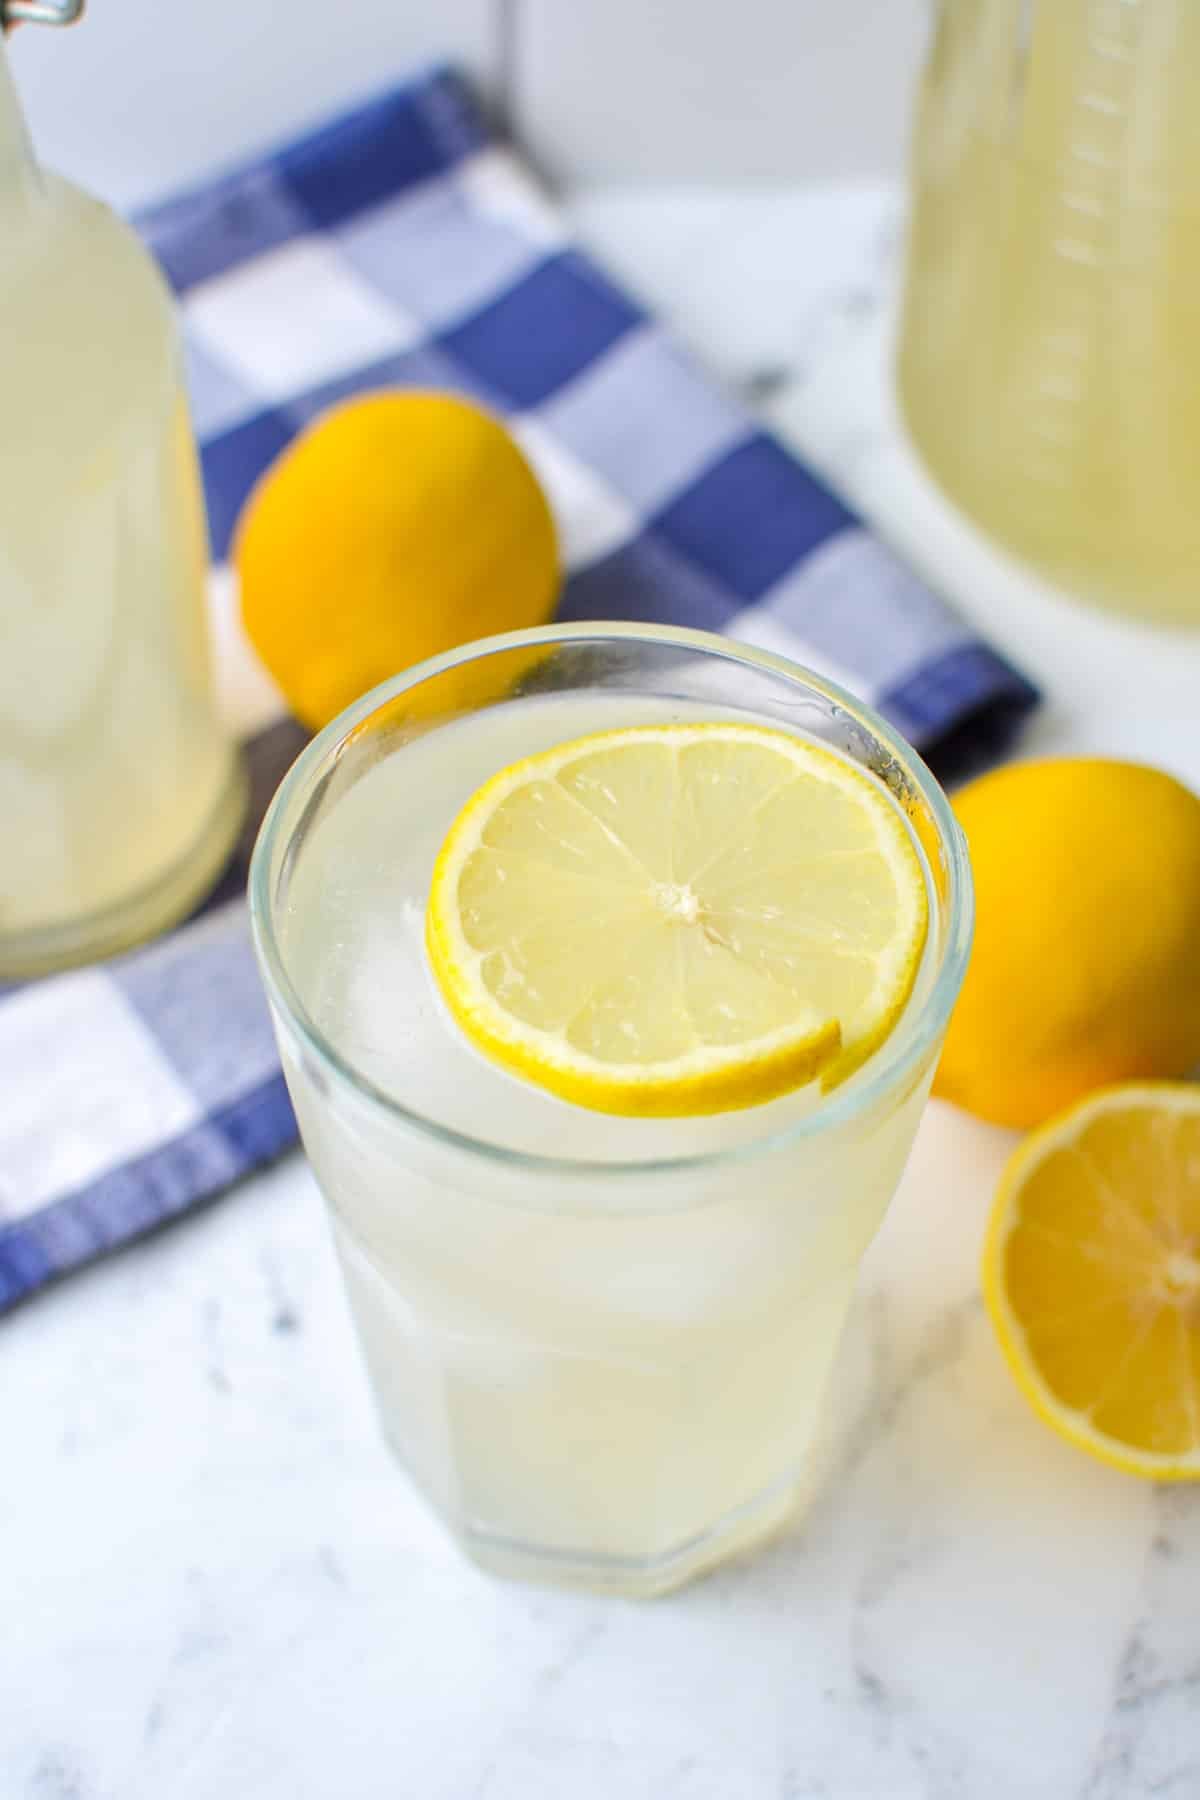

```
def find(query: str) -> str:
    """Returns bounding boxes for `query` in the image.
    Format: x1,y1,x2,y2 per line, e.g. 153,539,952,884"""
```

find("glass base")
0,753,247,981
412,1461,813,1600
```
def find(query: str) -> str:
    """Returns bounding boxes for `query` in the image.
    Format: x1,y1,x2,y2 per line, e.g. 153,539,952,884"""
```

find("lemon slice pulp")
425,723,928,1117
985,1083,1200,1479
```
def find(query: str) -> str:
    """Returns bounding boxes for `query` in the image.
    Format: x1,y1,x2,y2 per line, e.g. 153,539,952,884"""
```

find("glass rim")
248,621,974,1180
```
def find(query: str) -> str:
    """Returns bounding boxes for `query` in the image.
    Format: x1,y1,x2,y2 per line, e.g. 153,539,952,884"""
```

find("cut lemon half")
425,722,928,1117
984,1084,1200,1480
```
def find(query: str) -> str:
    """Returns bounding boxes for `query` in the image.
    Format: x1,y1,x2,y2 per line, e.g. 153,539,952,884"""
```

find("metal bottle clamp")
0,1,84,24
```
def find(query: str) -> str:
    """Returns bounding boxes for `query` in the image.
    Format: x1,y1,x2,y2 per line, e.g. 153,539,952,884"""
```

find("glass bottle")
0,2,244,979
898,0,1200,623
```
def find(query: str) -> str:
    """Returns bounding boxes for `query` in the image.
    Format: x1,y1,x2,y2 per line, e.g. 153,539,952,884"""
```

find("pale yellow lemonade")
899,0,1200,619
0,41,242,972
276,690,942,1589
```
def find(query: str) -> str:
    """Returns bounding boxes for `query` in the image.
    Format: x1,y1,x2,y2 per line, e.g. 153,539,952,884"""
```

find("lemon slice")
425,723,928,1117
984,1083,1200,1479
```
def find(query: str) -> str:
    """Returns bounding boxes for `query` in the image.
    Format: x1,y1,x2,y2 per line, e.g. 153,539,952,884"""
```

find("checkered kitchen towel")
0,67,1037,1312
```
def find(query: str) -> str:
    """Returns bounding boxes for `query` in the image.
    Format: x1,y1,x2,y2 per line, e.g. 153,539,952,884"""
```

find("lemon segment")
984,1083,1200,1480
425,723,928,1117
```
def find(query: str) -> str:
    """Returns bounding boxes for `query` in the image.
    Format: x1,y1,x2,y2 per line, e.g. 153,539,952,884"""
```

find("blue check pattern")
0,66,1037,1312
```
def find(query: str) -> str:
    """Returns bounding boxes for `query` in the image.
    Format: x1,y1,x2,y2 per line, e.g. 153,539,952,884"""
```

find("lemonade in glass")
250,624,972,1595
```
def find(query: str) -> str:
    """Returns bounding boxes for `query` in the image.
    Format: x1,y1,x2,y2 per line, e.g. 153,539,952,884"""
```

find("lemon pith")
984,1082,1200,1480
425,723,928,1117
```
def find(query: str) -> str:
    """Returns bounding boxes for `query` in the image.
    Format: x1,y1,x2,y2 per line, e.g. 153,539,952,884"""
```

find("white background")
8,0,929,209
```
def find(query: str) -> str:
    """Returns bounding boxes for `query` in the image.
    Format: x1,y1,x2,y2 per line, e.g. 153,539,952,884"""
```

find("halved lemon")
425,722,928,1117
984,1084,1200,1479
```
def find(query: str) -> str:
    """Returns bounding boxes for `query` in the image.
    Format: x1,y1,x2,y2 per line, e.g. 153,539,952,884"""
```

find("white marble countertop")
7,184,1200,1800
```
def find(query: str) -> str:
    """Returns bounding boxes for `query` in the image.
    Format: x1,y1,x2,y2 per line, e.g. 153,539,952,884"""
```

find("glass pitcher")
898,0,1200,623
0,2,244,979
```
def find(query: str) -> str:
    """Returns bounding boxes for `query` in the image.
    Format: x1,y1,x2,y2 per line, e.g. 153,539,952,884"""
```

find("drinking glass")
250,623,972,1596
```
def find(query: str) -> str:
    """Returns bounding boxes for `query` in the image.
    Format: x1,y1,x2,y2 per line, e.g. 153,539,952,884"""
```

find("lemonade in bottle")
898,0,1200,621
0,5,243,977
251,625,972,1595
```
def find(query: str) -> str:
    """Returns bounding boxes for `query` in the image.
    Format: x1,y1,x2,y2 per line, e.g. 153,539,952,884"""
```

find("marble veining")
5,184,1200,1799
1080,1489,1200,1800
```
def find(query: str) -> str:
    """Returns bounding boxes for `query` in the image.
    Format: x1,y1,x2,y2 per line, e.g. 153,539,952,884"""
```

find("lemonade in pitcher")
251,626,972,1595
899,0,1200,621
0,10,243,976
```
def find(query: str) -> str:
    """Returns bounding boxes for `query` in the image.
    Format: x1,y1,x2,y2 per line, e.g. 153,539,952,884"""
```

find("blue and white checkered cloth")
0,67,1037,1313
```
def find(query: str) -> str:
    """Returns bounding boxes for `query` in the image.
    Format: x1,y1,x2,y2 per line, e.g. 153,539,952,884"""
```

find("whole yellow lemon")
234,391,559,730
935,758,1200,1129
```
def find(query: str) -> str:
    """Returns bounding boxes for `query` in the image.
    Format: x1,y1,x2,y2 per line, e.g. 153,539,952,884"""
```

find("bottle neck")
0,39,38,194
